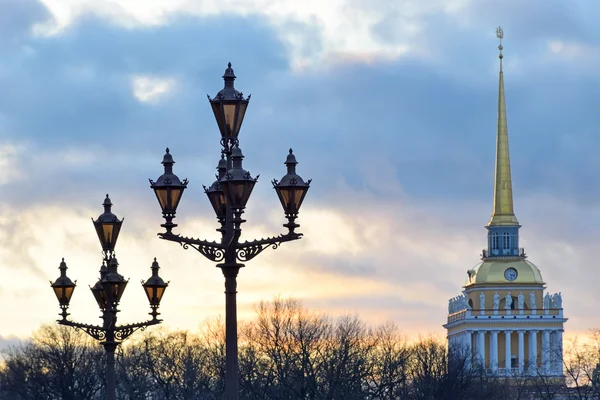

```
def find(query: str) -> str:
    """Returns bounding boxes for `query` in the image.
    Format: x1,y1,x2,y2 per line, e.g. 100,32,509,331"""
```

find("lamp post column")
223,266,240,400
104,340,117,400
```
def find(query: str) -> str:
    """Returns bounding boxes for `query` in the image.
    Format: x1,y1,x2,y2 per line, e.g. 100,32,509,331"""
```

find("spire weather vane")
496,26,504,58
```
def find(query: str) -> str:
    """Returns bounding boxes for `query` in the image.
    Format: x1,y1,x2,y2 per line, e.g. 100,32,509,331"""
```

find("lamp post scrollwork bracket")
236,233,303,262
114,319,161,341
58,320,107,341
158,232,225,262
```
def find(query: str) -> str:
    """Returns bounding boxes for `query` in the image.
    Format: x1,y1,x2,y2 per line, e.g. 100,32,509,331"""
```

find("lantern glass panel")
53,286,61,302
279,187,292,209
211,103,225,135
291,186,308,212
223,104,236,137
102,224,113,244
170,188,182,210
228,182,246,207
207,190,226,217
64,286,74,303
234,102,247,136
92,285,106,309
156,188,168,210
144,286,153,303
156,287,165,303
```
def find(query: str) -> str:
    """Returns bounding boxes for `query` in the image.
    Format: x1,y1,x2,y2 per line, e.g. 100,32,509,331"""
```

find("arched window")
503,232,510,249
492,233,498,250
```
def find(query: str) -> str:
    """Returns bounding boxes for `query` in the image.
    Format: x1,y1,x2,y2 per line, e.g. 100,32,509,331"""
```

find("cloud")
33,0,474,68
131,75,176,103
0,0,599,343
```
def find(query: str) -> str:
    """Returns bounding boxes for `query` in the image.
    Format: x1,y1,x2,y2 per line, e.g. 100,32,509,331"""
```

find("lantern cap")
217,153,227,172
161,147,175,165
208,62,250,102
96,194,120,223
51,258,76,288
221,147,257,182
144,257,167,286
285,148,298,165
150,148,187,188
223,62,236,80
273,149,311,187
103,257,127,287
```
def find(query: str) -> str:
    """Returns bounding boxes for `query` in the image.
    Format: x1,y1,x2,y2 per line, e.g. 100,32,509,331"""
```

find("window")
492,233,498,250
503,232,510,249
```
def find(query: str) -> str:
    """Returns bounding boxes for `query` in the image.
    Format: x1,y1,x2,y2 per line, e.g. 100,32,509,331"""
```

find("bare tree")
363,321,412,399
0,325,104,400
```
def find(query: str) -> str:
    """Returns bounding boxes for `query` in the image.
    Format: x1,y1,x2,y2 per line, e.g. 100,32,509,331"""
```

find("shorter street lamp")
50,194,168,400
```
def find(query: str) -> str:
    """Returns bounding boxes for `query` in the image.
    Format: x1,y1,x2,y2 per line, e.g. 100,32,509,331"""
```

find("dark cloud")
1,1,599,212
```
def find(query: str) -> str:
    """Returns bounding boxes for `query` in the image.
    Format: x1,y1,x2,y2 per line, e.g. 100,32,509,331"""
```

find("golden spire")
489,26,519,226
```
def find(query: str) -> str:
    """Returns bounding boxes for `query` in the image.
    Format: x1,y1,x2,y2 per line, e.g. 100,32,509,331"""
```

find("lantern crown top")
274,149,310,186
51,258,75,288
162,148,174,165
150,148,188,188
104,257,126,283
232,147,244,160
218,153,227,170
285,148,298,168
223,62,236,81
209,62,249,102
97,194,120,223
146,258,165,285
102,194,112,210
59,257,67,275
99,261,107,278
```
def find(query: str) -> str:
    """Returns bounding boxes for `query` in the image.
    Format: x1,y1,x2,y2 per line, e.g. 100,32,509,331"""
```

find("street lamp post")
149,63,311,400
50,194,168,400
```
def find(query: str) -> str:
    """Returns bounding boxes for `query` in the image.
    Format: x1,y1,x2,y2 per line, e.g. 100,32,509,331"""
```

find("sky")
1,0,600,346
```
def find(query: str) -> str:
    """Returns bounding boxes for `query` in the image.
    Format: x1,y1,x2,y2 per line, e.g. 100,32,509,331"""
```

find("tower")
443,27,567,378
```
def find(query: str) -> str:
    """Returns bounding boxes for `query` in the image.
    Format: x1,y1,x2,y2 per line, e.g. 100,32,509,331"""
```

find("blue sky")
1,0,600,343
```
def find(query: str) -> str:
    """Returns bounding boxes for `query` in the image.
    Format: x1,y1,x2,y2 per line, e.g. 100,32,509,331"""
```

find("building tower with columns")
443,27,567,378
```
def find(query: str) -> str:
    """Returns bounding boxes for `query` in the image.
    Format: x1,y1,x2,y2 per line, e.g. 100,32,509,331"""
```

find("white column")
549,330,555,373
542,330,550,375
477,331,485,368
490,331,498,372
518,330,525,373
465,331,472,369
554,330,563,375
529,330,538,374
505,330,512,373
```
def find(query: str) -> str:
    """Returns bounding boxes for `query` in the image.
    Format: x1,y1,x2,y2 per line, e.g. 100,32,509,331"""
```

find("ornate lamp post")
50,195,168,400
149,63,311,400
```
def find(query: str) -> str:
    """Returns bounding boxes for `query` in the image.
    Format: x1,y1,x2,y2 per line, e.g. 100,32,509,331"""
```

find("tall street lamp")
149,63,311,400
50,194,168,400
